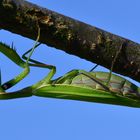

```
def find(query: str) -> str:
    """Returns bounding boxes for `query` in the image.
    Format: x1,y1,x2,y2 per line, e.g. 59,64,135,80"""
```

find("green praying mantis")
1,31,140,108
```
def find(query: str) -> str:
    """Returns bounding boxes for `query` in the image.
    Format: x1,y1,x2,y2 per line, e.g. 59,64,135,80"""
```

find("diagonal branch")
0,0,140,82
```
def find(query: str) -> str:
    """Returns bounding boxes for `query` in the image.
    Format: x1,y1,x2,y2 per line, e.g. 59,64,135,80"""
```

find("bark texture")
0,0,140,82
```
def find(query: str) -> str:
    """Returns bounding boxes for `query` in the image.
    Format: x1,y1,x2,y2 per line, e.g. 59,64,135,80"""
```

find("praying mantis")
1,31,140,108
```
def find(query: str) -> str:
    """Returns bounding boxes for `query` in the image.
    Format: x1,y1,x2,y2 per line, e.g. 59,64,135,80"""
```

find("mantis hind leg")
106,42,125,86
90,43,125,87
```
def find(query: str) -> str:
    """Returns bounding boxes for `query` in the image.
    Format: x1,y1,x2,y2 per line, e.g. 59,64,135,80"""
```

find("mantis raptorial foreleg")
0,42,30,91
0,28,41,91
1,29,56,91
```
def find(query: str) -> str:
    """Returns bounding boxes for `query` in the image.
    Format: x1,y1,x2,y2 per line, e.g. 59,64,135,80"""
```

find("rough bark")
0,0,140,82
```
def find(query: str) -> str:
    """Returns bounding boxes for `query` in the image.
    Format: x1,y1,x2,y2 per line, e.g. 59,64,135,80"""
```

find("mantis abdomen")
53,71,140,99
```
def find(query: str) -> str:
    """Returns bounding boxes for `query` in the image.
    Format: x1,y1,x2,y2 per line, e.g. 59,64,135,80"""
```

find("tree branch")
0,0,140,82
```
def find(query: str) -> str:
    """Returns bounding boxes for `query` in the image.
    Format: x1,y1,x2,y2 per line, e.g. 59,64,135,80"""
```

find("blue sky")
0,0,140,140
